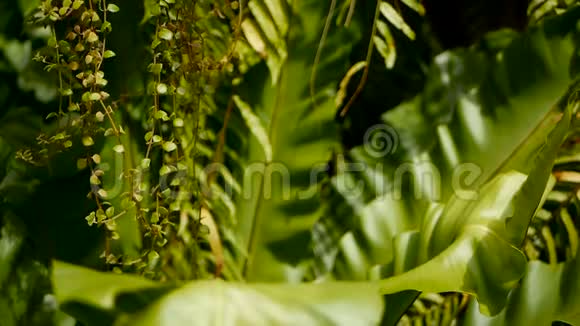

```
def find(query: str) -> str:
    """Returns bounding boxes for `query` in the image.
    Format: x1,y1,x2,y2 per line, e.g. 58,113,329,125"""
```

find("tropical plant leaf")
52,260,385,326
374,21,396,69
528,0,577,24
232,95,272,162
121,281,384,326
460,90,580,326
376,119,568,313
232,0,361,281
317,4,580,277
312,6,580,321
52,261,157,310
462,243,580,325
241,0,290,84
372,0,422,69
369,101,570,317
379,2,415,40
400,0,425,15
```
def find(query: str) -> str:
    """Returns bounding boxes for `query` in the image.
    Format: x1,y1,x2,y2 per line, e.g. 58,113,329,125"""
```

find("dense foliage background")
1,0,580,325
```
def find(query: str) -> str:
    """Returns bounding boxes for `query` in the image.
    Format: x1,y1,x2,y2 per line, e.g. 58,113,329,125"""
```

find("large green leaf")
312,6,580,320
463,243,580,325
52,261,385,326
53,261,157,309
233,0,360,281
122,281,383,326
369,101,570,315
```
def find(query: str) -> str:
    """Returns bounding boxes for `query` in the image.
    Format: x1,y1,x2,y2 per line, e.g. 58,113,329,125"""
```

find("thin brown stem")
339,0,381,118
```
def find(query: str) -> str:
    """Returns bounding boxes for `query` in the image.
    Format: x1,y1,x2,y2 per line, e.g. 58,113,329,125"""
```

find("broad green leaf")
376,171,532,315
366,104,570,317
123,280,384,326
337,99,570,319
313,6,580,321
52,261,157,309
463,244,580,325
53,261,384,326
319,5,580,277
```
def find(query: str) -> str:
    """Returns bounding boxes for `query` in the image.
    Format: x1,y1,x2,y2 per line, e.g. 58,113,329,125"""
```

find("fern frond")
528,0,577,24
373,0,423,69
241,0,290,84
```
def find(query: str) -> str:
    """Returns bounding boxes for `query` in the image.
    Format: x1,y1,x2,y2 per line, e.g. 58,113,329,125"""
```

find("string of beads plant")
23,0,242,281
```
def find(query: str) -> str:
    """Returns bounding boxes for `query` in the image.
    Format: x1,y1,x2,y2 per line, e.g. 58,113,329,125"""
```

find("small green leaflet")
233,95,273,162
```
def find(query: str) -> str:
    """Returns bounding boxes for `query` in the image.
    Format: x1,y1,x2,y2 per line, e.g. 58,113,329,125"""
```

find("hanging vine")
23,0,242,281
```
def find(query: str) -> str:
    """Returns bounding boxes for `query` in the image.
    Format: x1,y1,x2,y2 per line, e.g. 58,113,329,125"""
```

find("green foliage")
373,0,423,68
0,214,53,326
463,250,580,325
528,0,579,24
54,261,384,326
1,0,580,325
53,261,157,309
313,6,580,324
232,0,361,281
